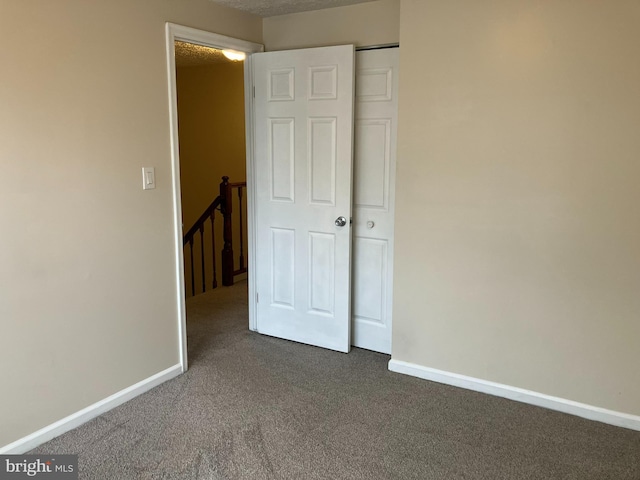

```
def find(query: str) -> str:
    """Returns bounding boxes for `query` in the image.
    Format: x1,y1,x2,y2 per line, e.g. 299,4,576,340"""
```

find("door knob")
335,216,347,227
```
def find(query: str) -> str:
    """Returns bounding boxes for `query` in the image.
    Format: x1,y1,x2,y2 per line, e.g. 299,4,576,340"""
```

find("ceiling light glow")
222,50,246,62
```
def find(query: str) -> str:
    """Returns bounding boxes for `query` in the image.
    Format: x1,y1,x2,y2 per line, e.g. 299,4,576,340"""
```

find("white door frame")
165,23,263,372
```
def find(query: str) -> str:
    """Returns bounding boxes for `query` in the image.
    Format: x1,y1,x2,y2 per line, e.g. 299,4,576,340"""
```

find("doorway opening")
175,41,248,297
166,24,263,371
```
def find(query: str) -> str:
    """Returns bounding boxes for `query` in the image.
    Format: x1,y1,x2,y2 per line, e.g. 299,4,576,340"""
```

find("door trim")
165,23,263,372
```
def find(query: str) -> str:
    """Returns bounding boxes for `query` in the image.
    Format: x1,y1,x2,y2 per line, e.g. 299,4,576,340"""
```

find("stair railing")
183,176,247,296
221,177,247,286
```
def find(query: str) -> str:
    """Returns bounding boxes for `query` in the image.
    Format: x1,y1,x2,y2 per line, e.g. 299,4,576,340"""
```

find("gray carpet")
32,281,640,479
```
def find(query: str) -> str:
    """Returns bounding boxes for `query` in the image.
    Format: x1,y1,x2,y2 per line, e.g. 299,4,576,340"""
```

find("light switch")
142,167,155,190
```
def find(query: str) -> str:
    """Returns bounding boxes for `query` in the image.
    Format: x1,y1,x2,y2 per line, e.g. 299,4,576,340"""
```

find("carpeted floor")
32,281,640,479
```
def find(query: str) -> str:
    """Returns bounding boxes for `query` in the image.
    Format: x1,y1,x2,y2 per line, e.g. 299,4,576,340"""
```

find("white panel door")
253,45,355,353
352,48,399,354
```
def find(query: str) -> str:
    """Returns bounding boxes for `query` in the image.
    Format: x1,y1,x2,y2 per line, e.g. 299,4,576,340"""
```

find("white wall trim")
388,359,640,432
165,23,189,373
244,55,258,332
0,364,182,454
164,23,264,369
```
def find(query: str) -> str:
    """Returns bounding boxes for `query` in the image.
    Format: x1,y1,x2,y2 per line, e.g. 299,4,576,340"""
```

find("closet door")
352,48,399,354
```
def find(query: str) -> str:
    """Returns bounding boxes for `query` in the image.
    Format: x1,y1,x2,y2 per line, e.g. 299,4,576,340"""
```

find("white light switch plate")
142,167,155,190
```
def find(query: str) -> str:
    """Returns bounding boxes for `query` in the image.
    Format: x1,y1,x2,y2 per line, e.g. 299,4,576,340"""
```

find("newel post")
220,176,234,286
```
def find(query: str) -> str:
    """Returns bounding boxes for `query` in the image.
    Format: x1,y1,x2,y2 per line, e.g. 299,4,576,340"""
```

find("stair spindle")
238,186,245,270
189,237,195,297
199,225,206,294
211,211,218,289
221,176,234,286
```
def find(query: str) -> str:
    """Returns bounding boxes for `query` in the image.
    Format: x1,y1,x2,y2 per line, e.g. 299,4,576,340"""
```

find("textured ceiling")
209,0,378,17
175,41,239,67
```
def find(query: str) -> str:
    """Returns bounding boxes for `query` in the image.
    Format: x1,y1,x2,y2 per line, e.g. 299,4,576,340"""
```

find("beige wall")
394,0,640,415
3,0,638,451
0,0,261,448
177,62,248,294
263,0,399,51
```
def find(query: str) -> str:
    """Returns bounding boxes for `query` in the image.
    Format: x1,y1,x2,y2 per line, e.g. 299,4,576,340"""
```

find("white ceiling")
209,0,378,18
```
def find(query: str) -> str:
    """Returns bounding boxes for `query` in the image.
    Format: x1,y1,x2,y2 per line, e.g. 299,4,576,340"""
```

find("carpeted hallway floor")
32,281,640,479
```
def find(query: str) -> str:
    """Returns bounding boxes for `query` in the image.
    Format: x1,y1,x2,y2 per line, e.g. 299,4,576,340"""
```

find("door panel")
353,237,388,323
354,119,391,209
253,45,355,353
352,48,399,354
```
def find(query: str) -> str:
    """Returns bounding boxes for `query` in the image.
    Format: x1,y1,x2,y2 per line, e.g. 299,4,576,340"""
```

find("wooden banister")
183,176,247,296
220,176,234,286
183,196,222,246
220,176,247,286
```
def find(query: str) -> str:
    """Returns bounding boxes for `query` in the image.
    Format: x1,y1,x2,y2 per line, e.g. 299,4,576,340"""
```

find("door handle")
335,216,347,227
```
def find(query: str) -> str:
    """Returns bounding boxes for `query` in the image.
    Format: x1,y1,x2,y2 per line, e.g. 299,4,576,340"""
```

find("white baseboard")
0,364,183,454
388,359,640,432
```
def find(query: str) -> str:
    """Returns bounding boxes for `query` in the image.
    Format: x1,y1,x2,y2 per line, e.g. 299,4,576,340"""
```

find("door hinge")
256,292,259,303
253,86,256,98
